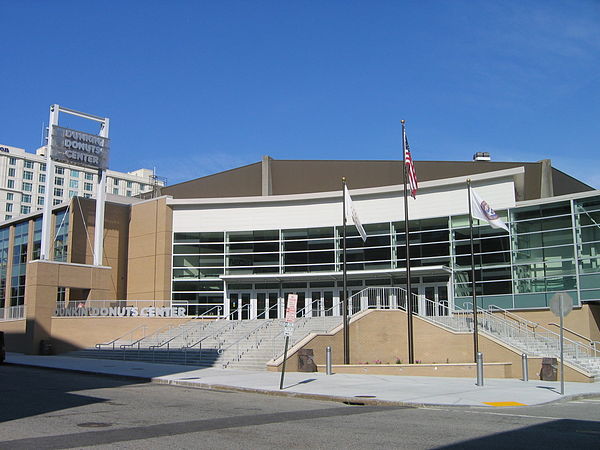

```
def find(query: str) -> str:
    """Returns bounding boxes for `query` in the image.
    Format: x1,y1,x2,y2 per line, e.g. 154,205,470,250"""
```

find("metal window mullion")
571,199,581,305
278,229,283,274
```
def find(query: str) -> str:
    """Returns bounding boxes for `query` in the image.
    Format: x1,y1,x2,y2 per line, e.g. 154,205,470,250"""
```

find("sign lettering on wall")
54,306,186,318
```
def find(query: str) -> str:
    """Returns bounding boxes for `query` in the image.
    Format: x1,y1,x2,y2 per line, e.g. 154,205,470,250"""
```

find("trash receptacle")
298,349,317,372
540,357,557,381
39,340,53,356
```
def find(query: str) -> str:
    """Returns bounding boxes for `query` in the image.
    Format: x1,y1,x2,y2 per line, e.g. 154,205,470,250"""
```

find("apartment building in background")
0,144,164,220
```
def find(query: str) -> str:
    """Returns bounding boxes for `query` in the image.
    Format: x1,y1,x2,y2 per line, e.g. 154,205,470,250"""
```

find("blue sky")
1,1,599,187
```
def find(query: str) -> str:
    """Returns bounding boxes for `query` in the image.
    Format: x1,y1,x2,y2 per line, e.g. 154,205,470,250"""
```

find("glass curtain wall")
10,222,29,307
172,220,455,314
575,197,600,301
172,193,600,316
54,209,69,262
0,228,9,310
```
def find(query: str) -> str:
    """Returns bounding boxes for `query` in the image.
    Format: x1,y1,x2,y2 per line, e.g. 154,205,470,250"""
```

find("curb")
151,377,419,407
5,359,600,408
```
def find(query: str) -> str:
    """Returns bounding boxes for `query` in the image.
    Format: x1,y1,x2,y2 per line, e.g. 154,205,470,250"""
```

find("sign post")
279,293,297,390
549,292,573,395
40,105,110,264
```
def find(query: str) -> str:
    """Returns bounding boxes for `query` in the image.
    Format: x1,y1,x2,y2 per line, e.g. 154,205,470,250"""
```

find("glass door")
421,283,450,317
311,290,335,316
256,292,279,319
241,293,250,320
229,292,251,320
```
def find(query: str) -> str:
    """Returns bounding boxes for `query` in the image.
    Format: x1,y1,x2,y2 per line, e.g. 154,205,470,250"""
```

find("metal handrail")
176,304,223,319
463,301,599,362
218,304,279,367
121,306,224,351
119,322,184,349
219,319,274,358
548,323,599,349
182,318,242,351
488,304,539,332
269,304,340,359
96,324,148,349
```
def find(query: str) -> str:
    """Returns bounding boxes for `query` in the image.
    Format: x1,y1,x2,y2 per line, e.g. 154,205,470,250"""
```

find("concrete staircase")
418,306,600,380
68,315,342,370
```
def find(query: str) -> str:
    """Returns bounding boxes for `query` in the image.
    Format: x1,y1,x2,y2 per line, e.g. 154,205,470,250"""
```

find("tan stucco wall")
268,309,595,382
127,197,172,300
50,317,190,354
316,363,513,378
70,198,130,299
21,261,114,354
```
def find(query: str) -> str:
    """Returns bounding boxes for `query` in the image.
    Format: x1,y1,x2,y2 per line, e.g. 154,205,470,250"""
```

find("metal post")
521,353,528,381
40,104,59,260
326,346,332,375
342,177,349,365
402,120,414,364
93,118,109,266
467,179,479,363
279,335,290,389
559,306,565,395
476,352,484,386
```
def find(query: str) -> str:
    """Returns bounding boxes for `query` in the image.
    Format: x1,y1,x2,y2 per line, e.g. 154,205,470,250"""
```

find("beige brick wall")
126,197,172,300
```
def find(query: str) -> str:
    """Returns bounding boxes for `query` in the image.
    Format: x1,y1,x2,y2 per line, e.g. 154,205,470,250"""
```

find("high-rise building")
0,144,164,220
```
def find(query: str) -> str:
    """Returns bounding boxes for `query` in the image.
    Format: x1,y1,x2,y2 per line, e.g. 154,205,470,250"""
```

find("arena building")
1,155,599,380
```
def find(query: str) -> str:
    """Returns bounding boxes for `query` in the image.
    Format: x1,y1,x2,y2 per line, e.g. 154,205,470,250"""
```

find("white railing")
96,324,148,350
172,303,223,318
85,287,600,372
1,305,26,320
460,302,600,368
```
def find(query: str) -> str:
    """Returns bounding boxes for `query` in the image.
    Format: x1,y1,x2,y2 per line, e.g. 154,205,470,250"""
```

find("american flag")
403,130,418,198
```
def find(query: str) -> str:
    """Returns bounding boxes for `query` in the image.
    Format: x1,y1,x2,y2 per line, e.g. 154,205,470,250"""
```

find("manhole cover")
77,422,112,428
354,395,376,398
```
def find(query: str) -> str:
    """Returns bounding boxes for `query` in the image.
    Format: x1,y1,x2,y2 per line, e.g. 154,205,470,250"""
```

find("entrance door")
229,292,250,320
311,290,335,317
422,284,449,317
256,292,279,319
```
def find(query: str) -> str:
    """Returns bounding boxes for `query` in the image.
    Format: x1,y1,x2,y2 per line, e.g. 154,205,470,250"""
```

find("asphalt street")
0,365,599,449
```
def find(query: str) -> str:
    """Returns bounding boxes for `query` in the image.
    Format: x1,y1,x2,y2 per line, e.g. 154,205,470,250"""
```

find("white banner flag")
470,189,509,232
344,185,367,241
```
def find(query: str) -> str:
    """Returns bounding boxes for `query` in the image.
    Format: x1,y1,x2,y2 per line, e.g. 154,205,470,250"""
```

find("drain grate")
77,422,112,428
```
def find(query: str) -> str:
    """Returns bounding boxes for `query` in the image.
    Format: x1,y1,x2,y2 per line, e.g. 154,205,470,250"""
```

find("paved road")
0,366,599,449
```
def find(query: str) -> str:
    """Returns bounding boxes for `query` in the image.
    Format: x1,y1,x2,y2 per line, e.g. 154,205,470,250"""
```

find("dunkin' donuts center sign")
51,125,110,170
54,306,187,318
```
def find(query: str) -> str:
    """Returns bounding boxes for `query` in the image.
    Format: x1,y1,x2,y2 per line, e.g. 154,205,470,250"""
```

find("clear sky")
1,1,599,187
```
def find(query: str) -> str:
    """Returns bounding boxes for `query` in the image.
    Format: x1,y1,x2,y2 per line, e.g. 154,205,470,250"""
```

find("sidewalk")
5,352,600,407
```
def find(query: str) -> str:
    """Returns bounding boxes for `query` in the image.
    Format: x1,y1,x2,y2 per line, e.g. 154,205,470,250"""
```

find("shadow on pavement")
437,419,600,449
0,364,147,423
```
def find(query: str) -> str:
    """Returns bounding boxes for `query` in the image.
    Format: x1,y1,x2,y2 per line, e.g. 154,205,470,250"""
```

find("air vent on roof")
473,152,491,161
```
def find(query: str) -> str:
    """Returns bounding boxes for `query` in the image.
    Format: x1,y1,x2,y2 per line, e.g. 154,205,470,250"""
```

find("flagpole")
342,177,350,364
467,178,479,362
402,120,414,364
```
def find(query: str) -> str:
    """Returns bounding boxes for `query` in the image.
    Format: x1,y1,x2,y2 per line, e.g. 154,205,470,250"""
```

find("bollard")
476,352,484,386
326,346,332,375
521,353,528,382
